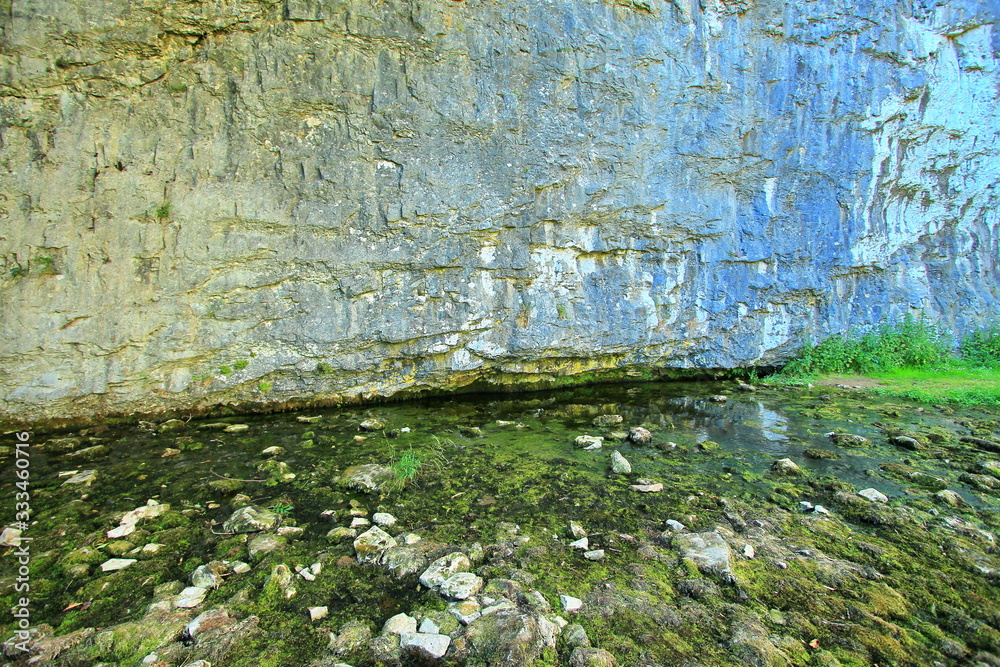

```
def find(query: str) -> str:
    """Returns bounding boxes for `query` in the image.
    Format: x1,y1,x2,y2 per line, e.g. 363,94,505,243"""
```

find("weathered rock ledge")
1,0,998,425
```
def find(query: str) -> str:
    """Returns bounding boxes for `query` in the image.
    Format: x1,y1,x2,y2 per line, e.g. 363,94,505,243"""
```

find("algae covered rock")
569,647,618,667
337,464,394,492
223,506,279,533
420,552,473,590
464,609,560,666
353,526,398,564
673,531,733,580
610,451,632,474
627,427,652,444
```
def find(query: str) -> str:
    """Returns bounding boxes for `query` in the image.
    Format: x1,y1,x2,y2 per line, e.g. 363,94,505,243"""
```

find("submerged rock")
770,458,802,475
61,469,98,486
439,572,484,600
223,506,278,533
593,414,623,427
337,464,393,492
673,531,733,580
829,433,869,447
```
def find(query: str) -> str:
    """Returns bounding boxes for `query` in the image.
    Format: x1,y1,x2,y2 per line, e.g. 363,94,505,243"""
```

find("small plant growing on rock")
155,201,171,219
234,359,249,371
257,381,273,393
219,365,233,375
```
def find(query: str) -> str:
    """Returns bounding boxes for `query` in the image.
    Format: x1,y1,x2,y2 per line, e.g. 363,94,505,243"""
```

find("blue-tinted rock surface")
0,0,998,423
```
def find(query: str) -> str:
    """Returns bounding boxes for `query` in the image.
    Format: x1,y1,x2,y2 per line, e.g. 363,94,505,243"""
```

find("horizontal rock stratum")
1,0,998,425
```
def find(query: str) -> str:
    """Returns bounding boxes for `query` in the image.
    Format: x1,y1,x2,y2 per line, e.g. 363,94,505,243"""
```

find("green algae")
2,382,998,666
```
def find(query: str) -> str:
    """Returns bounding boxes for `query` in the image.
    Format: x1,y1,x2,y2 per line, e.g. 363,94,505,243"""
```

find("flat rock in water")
829,433,869,447
248,534,285,558
381,545,431,579
224,424,249,433
61,469,97,486
673,531,733,579
337,464,393,492
770,458,801,475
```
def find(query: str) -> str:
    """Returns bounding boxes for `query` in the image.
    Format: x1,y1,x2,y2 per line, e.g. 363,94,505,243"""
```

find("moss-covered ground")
1,381,998,665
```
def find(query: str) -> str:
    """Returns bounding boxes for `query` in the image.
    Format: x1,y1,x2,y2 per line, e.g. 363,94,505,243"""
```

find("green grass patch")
866,365,1000,406
770,315,1000,405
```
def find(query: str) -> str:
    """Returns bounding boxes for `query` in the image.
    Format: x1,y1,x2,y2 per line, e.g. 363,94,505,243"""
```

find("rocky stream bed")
1,381,999,666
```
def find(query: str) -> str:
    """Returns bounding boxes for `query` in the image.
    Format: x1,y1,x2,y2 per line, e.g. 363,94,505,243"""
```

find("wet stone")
561,595,583,612
61,469,97,486
829,433,869,447
400,632,451,660
420,552,472,590
593,414,623,427
859,488,889,503
628,427,653,444
382,612,418,635
583,549,605,561
248,534,286,559
223,506,279,533
611,451,631,474
575,435,604,448
570,647,618,667
673,531,733,580
337,464,393,492
100,558,136,572
174,586,208,608
353,526,397,564
439,572,484,600
770,458,802,475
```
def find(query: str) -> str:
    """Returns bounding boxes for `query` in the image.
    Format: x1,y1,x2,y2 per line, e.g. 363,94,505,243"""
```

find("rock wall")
1,0,999,425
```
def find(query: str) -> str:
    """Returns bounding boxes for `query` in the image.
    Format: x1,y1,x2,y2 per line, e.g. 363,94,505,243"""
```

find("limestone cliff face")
1,0,998,424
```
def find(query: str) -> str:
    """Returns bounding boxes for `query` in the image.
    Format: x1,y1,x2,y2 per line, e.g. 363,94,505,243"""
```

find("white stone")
278,526,305,537
224,424,249,433
583,549,605,561
261,446,284,456
107,522,136,538
231,561,251,574
310,562,322,575
630,483,663,492
439,572,484,600
418,618,440,634
61,469,97,486
300,570,316,581
400,632,451,660
382,613,418,635
419,552,472,590
569,537,589,550
404,533,422,545
664,519,687,532
308,606,328,622
174,586,208,608
351,517,371,528
100,558,137,572
858,488,889,503
575,435,604,448
141,543,165,554
0,527,23,546
813,505,831,515
373,512,397,527
743,544,755,559
560,595,583,612
569,521,587,538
